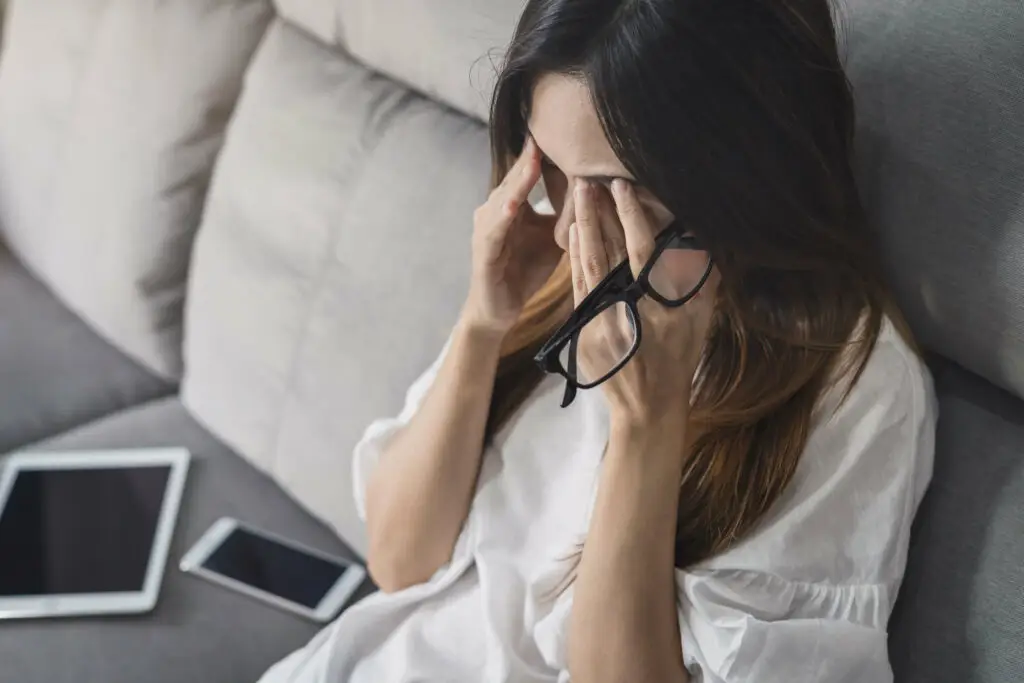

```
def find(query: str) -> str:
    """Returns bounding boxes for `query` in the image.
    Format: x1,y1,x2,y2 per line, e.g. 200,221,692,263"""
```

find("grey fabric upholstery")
842,3,1024,679
0,397,373,683
0,0,274,379
889,358,1024,682
181,19,484,551
272,0,523,122
844,0,1024,399
0,244,172,453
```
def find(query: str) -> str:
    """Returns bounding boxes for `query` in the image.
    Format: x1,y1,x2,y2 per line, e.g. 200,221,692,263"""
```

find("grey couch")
0,0,1020,681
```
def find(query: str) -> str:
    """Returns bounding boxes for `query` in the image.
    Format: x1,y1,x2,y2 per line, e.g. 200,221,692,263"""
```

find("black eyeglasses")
534,227,713,407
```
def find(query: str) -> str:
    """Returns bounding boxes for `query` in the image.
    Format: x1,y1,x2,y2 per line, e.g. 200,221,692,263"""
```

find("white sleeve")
351,337,452,521
676,334,936,682
677,569,892,682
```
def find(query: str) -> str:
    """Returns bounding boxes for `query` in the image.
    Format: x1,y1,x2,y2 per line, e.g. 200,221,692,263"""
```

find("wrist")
609,391,691,434
609,403,689,458
459,292,521,338
457,304,510,340
454,309,509,355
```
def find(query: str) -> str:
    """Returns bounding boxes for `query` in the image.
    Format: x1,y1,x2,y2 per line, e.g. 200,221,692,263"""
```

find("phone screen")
200,527,350,609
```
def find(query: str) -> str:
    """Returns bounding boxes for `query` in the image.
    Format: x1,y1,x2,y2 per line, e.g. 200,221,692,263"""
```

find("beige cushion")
0,0,273,378
182,19,487,549
273,0,524,121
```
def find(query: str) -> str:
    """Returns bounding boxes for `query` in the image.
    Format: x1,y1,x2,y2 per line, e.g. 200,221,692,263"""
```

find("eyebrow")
529,130,634,184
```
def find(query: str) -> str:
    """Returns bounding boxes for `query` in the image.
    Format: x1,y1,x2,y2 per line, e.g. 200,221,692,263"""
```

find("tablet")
0,448,190,620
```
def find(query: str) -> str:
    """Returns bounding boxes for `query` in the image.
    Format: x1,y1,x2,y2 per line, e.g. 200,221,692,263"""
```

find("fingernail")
611,178,628,196
569,222,578,246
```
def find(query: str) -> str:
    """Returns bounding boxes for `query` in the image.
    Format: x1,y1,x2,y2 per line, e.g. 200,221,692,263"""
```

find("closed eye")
540,155,612,192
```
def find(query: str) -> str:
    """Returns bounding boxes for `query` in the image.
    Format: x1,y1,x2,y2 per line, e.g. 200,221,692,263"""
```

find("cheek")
541,165,568,211
543,166,576,251
648,250,713,299
636,191,675,233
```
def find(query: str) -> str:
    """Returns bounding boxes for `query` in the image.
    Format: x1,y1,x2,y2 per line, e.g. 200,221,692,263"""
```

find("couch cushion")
889,358,1024,682
273,0,522,121
0,397,371,683
0,243,171,453
182,19,485,551
0,0,274,379
844,0,1024,399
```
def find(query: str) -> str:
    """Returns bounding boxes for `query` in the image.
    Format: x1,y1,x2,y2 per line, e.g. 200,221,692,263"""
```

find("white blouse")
259,317,937,683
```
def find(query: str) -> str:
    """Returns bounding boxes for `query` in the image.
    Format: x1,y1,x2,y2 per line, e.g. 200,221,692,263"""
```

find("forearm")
569,415,690,683
365,313,503,592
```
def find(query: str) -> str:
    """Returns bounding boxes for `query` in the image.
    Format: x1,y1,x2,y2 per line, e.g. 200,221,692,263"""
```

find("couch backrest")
273,0,520,121
844,0,1024,401
181,15,491,549
0,0,273,379
842,1,1024,680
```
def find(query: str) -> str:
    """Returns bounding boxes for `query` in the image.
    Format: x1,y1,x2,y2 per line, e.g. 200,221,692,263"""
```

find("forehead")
527,73,633,182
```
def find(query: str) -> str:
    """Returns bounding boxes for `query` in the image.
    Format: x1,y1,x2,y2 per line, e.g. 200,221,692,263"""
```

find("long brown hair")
485,0,914,570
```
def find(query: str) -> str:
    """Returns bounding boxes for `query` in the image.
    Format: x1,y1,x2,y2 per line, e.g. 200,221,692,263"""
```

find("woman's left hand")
568,178,719,427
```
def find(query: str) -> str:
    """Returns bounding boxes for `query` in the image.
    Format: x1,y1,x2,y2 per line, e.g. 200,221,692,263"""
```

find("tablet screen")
0,465,172,596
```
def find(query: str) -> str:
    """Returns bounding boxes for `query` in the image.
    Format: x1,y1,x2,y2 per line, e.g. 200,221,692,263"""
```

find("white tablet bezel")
180,517,366,623
0,448,191,620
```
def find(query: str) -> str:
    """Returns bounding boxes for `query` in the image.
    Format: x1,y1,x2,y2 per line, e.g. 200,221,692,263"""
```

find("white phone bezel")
179,517,366,623
0,448,191,621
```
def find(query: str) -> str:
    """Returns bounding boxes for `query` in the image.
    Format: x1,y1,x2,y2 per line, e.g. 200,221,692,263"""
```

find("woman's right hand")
461,136,563,337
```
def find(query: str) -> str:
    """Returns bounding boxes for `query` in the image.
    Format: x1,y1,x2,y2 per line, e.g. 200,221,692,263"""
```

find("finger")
498,136,535,187
574,179,609,291
475,200,517,265
610,178,658,279
568,222,587,308
595,186,628,266
497,136,542,210
479,140,542,256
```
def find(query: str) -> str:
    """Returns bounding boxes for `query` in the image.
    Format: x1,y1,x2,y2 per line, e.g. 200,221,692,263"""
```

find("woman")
261,0,936,681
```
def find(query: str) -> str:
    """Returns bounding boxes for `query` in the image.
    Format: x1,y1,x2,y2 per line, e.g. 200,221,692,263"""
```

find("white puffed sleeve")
678,569,892,682
351,338,452,521
676,327,937,682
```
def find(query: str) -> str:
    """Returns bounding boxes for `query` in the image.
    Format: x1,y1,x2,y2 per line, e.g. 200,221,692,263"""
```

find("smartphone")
179,517,366,622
